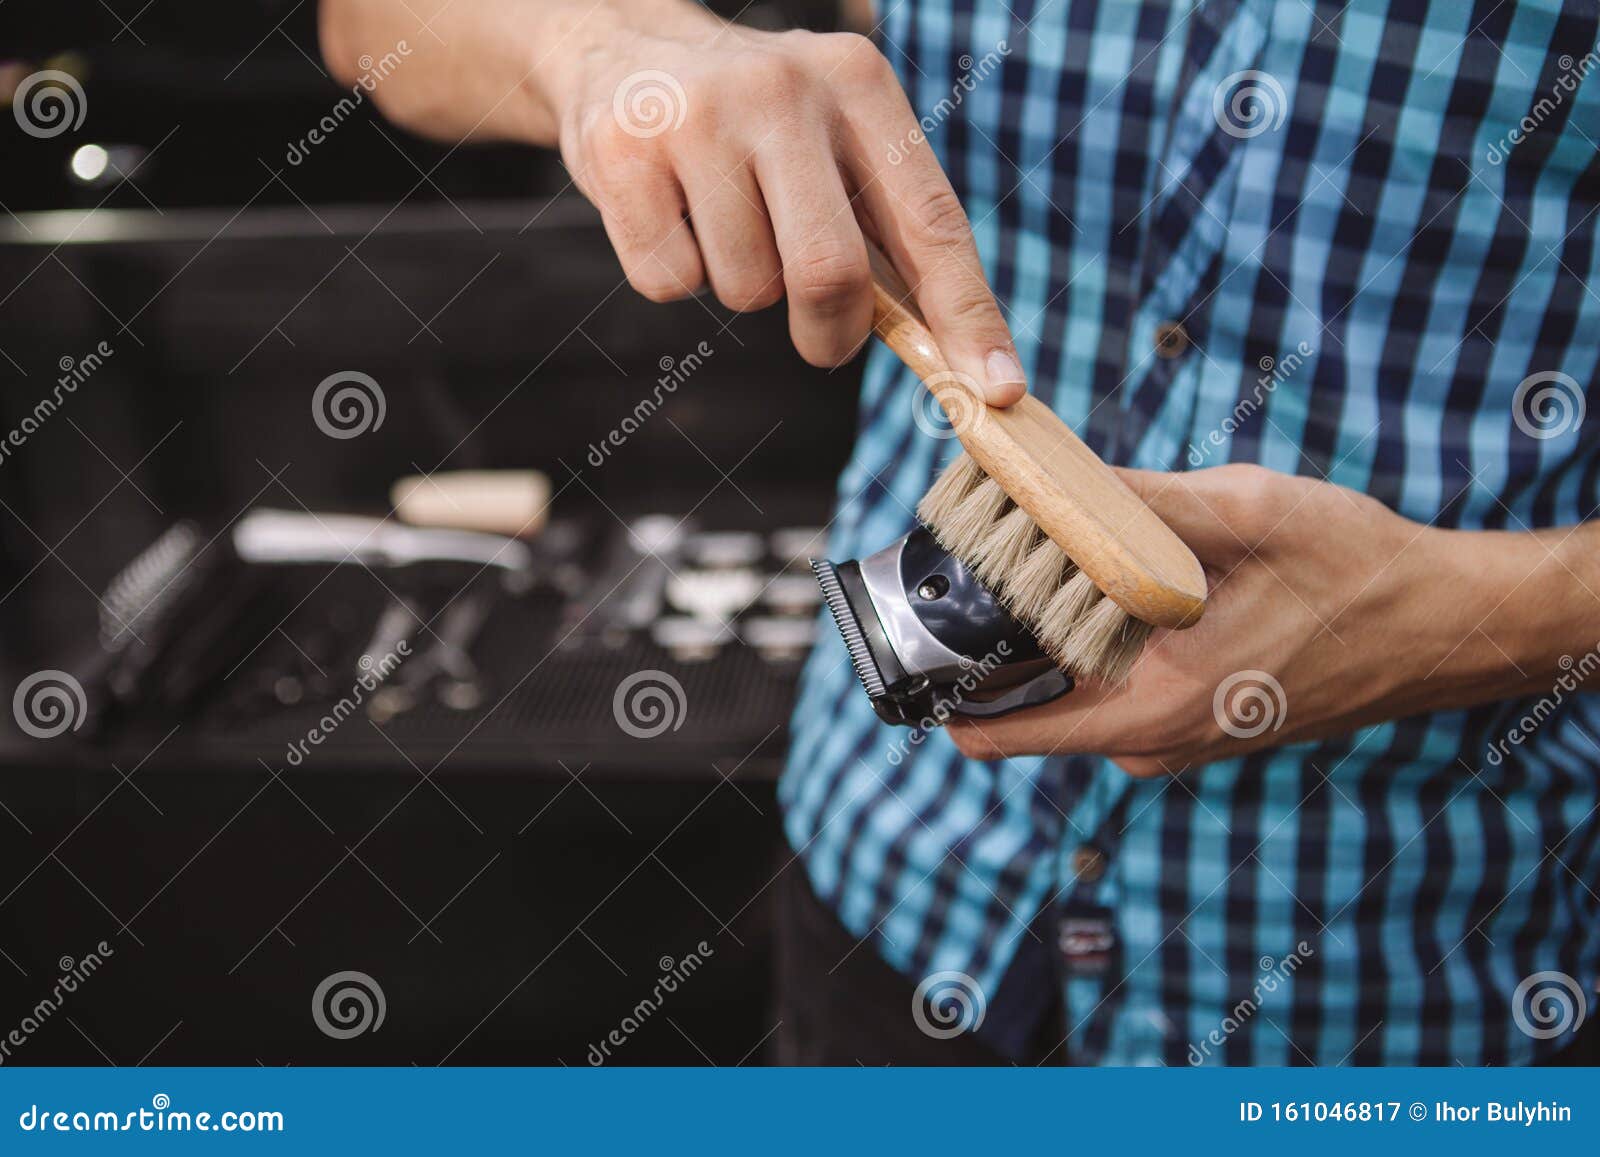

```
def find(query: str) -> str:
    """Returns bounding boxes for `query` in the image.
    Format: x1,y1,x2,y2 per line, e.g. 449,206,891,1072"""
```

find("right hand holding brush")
319,0,1029,403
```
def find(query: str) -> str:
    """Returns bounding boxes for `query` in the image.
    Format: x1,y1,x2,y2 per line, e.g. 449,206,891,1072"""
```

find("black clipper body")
811,528,1072,727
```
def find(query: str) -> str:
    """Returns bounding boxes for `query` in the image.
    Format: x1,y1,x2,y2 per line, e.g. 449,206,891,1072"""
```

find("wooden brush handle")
868,246,1207,629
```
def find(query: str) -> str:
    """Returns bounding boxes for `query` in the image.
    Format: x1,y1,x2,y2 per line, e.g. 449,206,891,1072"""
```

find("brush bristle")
919,452,1157,684
970,505,1040,589
941,476,1011,548
1060,596,1128,675
1035,572,1103,662
1007,541,1073,625
918,453,985,523
1104,619,1156,684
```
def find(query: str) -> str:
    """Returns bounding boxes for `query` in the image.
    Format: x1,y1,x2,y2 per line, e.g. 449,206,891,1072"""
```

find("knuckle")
583,108,652,165
901,182,972,248
579,152,652,208
1214,463,1282,524
944,280,1006,330
1225,462,1274,488
626,260,697,303
574,160,622,210
820,33,894,87
1219,462,1273,490
788,243,870,311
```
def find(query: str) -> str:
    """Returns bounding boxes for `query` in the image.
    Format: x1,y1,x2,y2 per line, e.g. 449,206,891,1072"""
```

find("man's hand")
318,0,1027,401
947,464,1600,775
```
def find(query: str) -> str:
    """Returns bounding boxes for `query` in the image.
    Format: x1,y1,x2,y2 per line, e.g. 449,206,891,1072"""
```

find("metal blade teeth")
100,521,203,649
809,559,886,699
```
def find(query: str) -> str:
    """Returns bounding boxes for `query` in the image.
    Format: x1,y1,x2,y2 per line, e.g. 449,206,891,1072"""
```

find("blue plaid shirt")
781,0,1600,1065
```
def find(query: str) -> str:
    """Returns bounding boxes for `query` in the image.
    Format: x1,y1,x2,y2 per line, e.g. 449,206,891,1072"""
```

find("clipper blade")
809,532,1075,726
810,558,886,699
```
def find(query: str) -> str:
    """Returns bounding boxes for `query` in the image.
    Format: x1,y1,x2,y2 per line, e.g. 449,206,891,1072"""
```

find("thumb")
1111,466,1248,564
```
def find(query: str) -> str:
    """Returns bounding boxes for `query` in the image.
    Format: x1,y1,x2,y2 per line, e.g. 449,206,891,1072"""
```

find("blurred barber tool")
232,508,534,592
390,469,552,539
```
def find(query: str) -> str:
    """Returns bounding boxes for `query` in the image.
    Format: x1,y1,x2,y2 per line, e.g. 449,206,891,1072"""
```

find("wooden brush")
869,247,1207,684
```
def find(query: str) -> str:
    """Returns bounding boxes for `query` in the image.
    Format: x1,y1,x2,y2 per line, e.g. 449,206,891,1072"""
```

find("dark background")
0,0,862,1064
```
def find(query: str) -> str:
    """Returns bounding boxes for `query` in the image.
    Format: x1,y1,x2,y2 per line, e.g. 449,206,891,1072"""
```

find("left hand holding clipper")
945,463,1600,776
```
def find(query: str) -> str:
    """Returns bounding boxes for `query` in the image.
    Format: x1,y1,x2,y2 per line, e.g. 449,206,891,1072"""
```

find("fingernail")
984,349,1027,403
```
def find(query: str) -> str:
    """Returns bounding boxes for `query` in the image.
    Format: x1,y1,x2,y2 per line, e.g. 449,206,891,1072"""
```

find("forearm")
317,0,723,145
1434,520,1600,698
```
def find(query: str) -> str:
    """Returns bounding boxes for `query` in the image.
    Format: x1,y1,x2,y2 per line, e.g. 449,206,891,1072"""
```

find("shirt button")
1154,321,1189,358
1071,845,1107,883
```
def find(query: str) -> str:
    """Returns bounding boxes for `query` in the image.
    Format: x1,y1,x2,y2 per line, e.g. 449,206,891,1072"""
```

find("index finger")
835,58,1027,405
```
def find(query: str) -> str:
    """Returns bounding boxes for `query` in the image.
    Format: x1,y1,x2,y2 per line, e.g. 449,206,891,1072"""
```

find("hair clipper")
810,528,1072,727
